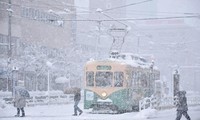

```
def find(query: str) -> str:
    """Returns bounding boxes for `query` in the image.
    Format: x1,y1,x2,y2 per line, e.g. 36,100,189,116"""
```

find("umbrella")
64,87,81,94
15,86,30,98
55,77,70,83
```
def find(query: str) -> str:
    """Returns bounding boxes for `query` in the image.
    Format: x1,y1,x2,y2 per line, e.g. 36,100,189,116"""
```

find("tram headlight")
101,91,107,97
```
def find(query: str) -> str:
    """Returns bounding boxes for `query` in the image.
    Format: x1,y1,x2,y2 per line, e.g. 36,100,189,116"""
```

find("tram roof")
86,58,158,70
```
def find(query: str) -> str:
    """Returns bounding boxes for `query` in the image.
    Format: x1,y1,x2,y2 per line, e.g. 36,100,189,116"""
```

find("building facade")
0,0,76,91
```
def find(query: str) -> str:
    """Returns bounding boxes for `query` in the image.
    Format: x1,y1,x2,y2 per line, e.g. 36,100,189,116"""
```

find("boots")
15,108,20,117
79,110,83,115
14,114,20,117
20,108,25,117
20,113,25,117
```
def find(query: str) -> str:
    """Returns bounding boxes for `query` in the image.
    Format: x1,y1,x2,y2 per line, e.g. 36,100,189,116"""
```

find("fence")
0,91,76,106
26,94,74,106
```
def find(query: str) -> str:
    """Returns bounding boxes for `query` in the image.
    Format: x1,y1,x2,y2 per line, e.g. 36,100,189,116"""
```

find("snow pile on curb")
134,108,157,119
0,99,6,109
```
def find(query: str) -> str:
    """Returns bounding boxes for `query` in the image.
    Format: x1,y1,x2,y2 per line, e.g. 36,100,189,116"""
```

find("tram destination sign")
96,65,111,70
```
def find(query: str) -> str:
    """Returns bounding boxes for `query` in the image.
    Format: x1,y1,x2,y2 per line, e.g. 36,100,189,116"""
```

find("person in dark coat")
14,91,26,117
175,91,191,120
73,88,83,116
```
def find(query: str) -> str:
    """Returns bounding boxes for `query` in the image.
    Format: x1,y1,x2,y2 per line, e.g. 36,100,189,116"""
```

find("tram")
83,53,160,113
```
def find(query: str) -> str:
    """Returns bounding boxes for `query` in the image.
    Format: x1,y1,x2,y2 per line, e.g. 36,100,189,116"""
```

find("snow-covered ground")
1,103,200,120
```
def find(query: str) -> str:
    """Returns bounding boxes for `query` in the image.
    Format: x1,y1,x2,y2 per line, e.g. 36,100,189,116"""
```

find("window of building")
0,34,8,55
21,7,64,27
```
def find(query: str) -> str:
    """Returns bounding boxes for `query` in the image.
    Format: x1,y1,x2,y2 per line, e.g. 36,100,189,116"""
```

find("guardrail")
139,96,158,111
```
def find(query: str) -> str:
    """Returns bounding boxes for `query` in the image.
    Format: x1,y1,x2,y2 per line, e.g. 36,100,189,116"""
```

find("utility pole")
7,0,14,95
95,20,101,60
8,0,12,58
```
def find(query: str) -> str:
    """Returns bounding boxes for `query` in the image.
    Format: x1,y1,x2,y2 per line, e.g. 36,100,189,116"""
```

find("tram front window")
95,72,113,87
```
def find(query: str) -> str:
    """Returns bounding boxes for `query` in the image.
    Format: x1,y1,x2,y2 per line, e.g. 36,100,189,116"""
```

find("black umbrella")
15,86,30,98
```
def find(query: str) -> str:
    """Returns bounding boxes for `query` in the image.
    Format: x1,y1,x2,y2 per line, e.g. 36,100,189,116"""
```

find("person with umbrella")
72,88,83,116
14,86,30,117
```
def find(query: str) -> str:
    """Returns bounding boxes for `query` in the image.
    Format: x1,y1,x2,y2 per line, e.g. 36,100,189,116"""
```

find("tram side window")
95,72,113,87
114,72,124,87
86,72,94,86
132,71,136,86
138,72,147,87
140,79,147,87
136,71,141,86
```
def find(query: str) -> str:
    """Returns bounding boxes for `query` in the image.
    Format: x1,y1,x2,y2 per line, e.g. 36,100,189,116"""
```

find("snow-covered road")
1,103,200,120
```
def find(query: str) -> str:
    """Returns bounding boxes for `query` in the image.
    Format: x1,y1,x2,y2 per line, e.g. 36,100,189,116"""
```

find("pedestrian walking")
14,91,26,117
13,86,30,117
175,90,191,120
73,88,83,116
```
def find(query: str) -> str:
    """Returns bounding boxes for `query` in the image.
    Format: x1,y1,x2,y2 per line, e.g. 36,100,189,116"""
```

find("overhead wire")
102,0,153,12
126,10,200,16
1,1,200,16
1,1,200,30
1,1,199,20
0,1,185,20
56,15,199,21
0,1,92,15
